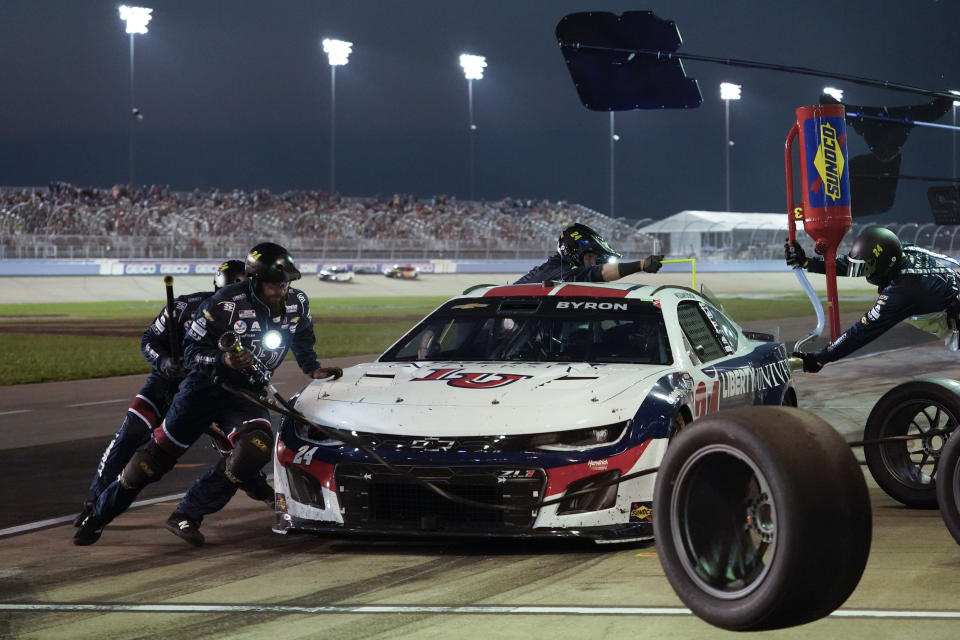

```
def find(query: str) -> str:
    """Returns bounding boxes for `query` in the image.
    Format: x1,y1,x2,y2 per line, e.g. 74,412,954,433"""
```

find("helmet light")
262,330,283,350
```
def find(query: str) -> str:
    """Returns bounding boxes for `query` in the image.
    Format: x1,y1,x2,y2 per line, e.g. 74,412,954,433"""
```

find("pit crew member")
786,226,960,372
75,243,343,546
515,223,663,284
72,260,260,526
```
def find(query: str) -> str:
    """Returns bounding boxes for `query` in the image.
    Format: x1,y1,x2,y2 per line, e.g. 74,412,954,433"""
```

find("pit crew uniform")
79,291,211,510
807,245,960,365
514,254,607,284
84,279,324,537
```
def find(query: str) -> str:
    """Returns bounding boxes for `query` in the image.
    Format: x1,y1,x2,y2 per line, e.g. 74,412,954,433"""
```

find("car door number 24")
293,445,319,465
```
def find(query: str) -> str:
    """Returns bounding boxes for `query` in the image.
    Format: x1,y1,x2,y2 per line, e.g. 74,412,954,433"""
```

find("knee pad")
119,441,177,490
224,427,273,485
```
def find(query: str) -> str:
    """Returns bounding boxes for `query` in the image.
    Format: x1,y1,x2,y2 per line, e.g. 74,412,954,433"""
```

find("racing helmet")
847,226,902,285
214,259,247,290
557,223,622,265
245,242,301,283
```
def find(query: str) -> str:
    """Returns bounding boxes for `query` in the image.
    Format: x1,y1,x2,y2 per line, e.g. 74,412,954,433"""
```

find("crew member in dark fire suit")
75,243,342,545
515,223,663,284
786,226,960,372
73,260,253,526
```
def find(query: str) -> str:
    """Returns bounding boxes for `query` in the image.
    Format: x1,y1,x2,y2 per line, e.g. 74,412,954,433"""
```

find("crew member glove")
223,349,254,370
158,356,186,379
642,254,664,273
312,366,343,380
785,241,808,268
791,351,823,373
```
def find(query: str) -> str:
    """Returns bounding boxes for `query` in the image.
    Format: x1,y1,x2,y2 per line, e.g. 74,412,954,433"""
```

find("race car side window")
676,301,727,362
703,303,739,352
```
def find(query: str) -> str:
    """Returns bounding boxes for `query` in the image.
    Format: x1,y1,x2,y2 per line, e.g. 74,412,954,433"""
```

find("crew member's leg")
166,408,272,546
76,374,174,525
74,382,215,546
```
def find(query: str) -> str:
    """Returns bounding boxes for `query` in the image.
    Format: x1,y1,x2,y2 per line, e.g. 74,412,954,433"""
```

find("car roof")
457,281,705,302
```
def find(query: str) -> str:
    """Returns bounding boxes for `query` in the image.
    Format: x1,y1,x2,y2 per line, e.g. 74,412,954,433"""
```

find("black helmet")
557,223,622,265
245,242,301,283
214,259,247,290
847,226,902,285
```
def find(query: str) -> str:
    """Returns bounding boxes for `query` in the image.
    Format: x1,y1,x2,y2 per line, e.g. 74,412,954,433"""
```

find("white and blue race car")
272,281,795,543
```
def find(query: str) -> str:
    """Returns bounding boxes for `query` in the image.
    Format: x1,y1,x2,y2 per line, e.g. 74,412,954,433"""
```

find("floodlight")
119,5,152,34
323,39,353,66
460,54,487,80
262,330,283,350
720,82,741,101
823,86,844,102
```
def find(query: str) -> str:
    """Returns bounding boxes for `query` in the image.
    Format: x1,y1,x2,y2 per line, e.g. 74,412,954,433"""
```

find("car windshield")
380,296,672,364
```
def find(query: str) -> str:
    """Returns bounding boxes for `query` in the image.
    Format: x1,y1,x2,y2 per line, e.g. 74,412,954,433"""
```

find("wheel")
653,406,871,631
936,431,960,545
863,379,960,508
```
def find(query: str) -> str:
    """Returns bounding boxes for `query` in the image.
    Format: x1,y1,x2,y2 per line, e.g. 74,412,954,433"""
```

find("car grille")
335,464,545,531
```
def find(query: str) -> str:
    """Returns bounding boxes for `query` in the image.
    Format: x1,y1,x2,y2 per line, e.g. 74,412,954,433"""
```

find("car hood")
294,361,674,436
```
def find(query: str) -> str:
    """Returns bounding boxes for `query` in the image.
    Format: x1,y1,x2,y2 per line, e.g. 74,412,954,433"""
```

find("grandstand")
1,184,954,262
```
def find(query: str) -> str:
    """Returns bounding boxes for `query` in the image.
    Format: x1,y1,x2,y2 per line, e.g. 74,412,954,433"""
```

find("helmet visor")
846,256,869,278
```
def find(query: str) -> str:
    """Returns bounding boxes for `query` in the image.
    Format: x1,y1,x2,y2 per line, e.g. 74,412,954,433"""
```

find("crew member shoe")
73,514,106,546
165,512,205,547
73,498,95,527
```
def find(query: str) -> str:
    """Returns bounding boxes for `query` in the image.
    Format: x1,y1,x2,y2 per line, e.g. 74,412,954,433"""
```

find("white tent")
638,210,794,258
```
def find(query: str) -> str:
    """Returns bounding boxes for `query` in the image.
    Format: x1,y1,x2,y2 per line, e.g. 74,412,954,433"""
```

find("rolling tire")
936,431,960,545
653,406,871,631
863,380,960,509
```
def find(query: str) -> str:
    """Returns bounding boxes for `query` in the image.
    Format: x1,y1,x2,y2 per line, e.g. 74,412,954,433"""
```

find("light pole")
720,82,741,212
951,90,960,182
823,86,844,102
118,5,152,189
609,112,620,217
459,54,486,200
322,38,352,195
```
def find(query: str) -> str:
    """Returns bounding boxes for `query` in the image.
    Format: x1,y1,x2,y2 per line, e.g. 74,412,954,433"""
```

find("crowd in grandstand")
0,182,648,252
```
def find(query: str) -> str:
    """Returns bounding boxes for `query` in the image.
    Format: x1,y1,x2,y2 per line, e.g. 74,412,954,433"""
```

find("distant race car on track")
317,266,354,283
384,264,419,279
272,281,796,543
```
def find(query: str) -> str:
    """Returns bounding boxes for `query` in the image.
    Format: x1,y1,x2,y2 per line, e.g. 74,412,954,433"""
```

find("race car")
384,264,419,279
317,266,354,283
272,281,796,543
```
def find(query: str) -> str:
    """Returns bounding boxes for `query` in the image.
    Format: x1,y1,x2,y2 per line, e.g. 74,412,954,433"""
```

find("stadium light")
460,54,486,199
322,39,353,194
951,90,960,181
119,5,152,34
118,6,152,189
720,82,742,211
823,86,844,102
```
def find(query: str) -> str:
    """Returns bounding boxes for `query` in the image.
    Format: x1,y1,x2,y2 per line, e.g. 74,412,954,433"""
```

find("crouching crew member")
73,260,252,526
786,226,960,372
75,243,343,546
515,223,663,284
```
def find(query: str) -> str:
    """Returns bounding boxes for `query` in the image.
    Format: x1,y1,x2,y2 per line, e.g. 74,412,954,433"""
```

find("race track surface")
0,274,958,638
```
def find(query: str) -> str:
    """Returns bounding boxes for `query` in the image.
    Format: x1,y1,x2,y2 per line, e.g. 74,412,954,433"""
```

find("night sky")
1,0,957,223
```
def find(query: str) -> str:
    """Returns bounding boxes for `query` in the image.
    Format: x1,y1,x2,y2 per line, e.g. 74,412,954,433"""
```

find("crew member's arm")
601,255,663,281
796,284,917,371
785,241,849,275
290,295,342,379
141,303,184,378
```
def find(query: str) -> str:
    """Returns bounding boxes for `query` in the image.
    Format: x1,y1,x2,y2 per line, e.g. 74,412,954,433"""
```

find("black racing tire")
863,379,960,509
936,430,960,545
653,406,871,631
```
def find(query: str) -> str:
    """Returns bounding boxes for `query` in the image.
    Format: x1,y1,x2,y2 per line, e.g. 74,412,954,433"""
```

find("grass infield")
0,294,873,385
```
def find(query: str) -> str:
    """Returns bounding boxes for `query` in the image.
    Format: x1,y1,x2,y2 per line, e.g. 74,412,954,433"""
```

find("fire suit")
514,254,606,284
91,279,323,525
808,245,960,365
83,291,212,501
